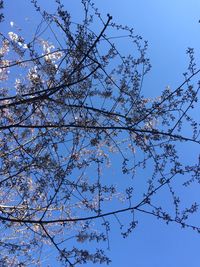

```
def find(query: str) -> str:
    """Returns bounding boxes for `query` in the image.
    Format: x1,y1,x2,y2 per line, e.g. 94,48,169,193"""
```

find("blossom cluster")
8,31,28,49
41,40,63,63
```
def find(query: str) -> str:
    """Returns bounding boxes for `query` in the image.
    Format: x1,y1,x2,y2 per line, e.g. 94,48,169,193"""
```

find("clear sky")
2,1,200,266
96,2,200,267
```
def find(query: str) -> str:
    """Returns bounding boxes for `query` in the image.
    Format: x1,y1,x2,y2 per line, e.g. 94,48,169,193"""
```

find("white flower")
8,31,18,41
41,40,55,53
0,40,9,56
17,41,27,49
10,21,14,27
8,32,28,50
15,78,21,89
27,67,41,84
0,61,10,80
44,51,62,62
41,40,62,62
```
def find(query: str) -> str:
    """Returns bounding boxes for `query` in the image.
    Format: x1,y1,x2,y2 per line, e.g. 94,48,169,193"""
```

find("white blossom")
8,31,19,41
41,40,62,62
0,40,9,56
27,66,41,84
8,32,28,49
14,78,21,89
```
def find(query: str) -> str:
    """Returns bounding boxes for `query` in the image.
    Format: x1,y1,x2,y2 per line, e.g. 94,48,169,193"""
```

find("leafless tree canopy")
0,0,200,265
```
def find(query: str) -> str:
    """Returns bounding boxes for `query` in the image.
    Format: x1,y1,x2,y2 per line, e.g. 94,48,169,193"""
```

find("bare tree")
0,0,199,265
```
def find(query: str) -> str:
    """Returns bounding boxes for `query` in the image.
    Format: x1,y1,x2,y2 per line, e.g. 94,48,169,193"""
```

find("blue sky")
2,1,200,266
102,2,200,267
